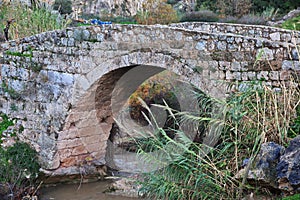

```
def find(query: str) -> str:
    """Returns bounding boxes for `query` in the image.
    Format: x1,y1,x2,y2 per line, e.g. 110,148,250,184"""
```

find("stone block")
247,72,256,80
57,138,82,150
228,43,238,51
85,142,103,154
195,41,206,51
47,71,74,86
257,71,269,80
280,70,291,80
76,114,98,129
72,145,88,156
218,61,231,70
282,61,300,71
217,41,227,51
206,40,215,51
81,135,102,146
241,72,248,81
61,38,68,46
225,71,234,80
281,33,291,42
257,47,274,60
226,71,241,80
291,37,300,45
67,30,73,38
231,62,241,71
61,156,77,167
209,71,219,80
270,32,280,41
233,72,241,80
82,30,91,40
78,125,101,137
291,48,299,60
58,128,79,140
218,71,225,79
58,148,72,160
269,71,279,80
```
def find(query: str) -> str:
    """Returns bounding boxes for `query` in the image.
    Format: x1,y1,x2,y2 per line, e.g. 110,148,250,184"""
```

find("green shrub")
195,0,217,11
283,193,300,200
281,15,300,30
135,0,179,25
197,0,299,15
180,10,219,22
0,113,40,198
0,3,68,40
252,0,299,15
0,114,14,144
0,142,40,198
53,0,73,15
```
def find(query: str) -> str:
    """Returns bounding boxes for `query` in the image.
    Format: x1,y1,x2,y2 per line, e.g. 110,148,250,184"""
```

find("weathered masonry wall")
0,23,299,175
171,22,300,44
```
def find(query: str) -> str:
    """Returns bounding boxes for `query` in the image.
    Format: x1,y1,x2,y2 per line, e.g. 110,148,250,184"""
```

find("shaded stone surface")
277,136,300,193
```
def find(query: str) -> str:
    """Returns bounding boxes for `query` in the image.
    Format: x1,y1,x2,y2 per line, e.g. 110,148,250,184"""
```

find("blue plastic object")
91,19,98,25
88,19,112,25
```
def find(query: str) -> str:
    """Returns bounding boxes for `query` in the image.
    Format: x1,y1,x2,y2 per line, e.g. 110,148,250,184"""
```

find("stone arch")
52,51,227,174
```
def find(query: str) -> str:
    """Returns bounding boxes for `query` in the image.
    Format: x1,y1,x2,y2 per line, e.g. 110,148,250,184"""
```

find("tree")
135,0,179,25
252,0,300,14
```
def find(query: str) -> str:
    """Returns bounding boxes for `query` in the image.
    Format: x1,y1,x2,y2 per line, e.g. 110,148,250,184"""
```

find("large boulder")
277,136,300,194
241,142,284,189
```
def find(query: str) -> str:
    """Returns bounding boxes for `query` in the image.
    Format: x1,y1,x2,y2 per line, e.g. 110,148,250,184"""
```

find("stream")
40,180,140,200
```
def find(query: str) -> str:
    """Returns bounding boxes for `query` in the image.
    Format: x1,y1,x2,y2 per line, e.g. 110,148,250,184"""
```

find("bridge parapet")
171,22,300,45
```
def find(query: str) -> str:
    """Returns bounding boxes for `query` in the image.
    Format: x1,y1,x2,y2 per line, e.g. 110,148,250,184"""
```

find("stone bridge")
0,22,299,176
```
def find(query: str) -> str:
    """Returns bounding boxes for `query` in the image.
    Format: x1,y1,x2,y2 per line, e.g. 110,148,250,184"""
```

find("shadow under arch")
94,65,203,172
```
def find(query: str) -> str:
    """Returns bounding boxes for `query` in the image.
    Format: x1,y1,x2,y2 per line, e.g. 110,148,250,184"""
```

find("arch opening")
93,65,207,173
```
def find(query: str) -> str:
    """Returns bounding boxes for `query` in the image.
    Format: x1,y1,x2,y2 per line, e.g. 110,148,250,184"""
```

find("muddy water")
40,180,140,200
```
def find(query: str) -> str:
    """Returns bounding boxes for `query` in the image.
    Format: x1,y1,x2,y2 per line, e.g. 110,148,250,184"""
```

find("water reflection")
40,180,139,200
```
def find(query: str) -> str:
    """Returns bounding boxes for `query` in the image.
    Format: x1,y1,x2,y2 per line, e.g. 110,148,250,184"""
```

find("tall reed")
133,76,299,199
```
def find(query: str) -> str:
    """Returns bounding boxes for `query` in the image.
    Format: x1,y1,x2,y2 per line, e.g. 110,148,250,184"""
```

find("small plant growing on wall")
1,81,21,100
